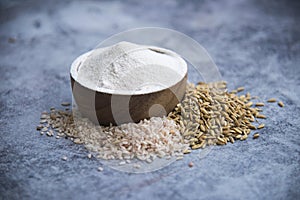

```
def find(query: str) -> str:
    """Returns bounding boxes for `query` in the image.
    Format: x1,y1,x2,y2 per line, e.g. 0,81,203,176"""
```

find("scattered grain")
36,125,43,130
253,133,260,139
62,156,68,161
61,102,71,107
176,156,184,160
237,87,244,92
183,149,191,154
40,114,48,119
229,136,235,143
256,114,266,119
97,166,103,172
255,102,265,107
46,132,52,137
246,102,253,107
248,124,256,130
267,98,276,103
119,161,126,165
278,101,284,107
188,162,194,168
73,138,82,144
257,124,265,129
133,164,141,169
41,127,48,132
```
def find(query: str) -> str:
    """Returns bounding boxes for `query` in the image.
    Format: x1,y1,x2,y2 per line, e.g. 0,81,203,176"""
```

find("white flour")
72,41,187,94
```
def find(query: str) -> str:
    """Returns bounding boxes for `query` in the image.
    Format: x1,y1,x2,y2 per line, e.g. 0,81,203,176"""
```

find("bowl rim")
71,73,187,97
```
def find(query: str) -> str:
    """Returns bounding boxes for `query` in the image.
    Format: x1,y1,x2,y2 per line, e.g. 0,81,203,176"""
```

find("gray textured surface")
0,0,300,199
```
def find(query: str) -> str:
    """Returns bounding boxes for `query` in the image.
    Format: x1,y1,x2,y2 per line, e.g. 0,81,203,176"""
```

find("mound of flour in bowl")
74,41,187,94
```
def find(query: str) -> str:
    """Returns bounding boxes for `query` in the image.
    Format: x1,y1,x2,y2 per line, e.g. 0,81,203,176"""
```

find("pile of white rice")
75,115,189,163
39,108,189,164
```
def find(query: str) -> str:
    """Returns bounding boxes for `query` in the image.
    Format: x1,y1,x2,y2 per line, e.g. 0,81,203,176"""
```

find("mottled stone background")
0,0,299,199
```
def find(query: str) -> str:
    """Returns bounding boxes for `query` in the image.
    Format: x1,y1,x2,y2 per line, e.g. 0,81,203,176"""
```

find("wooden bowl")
70,48,187,126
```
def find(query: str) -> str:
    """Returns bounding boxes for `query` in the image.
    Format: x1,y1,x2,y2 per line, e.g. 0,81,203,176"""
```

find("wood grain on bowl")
71,74,187,126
